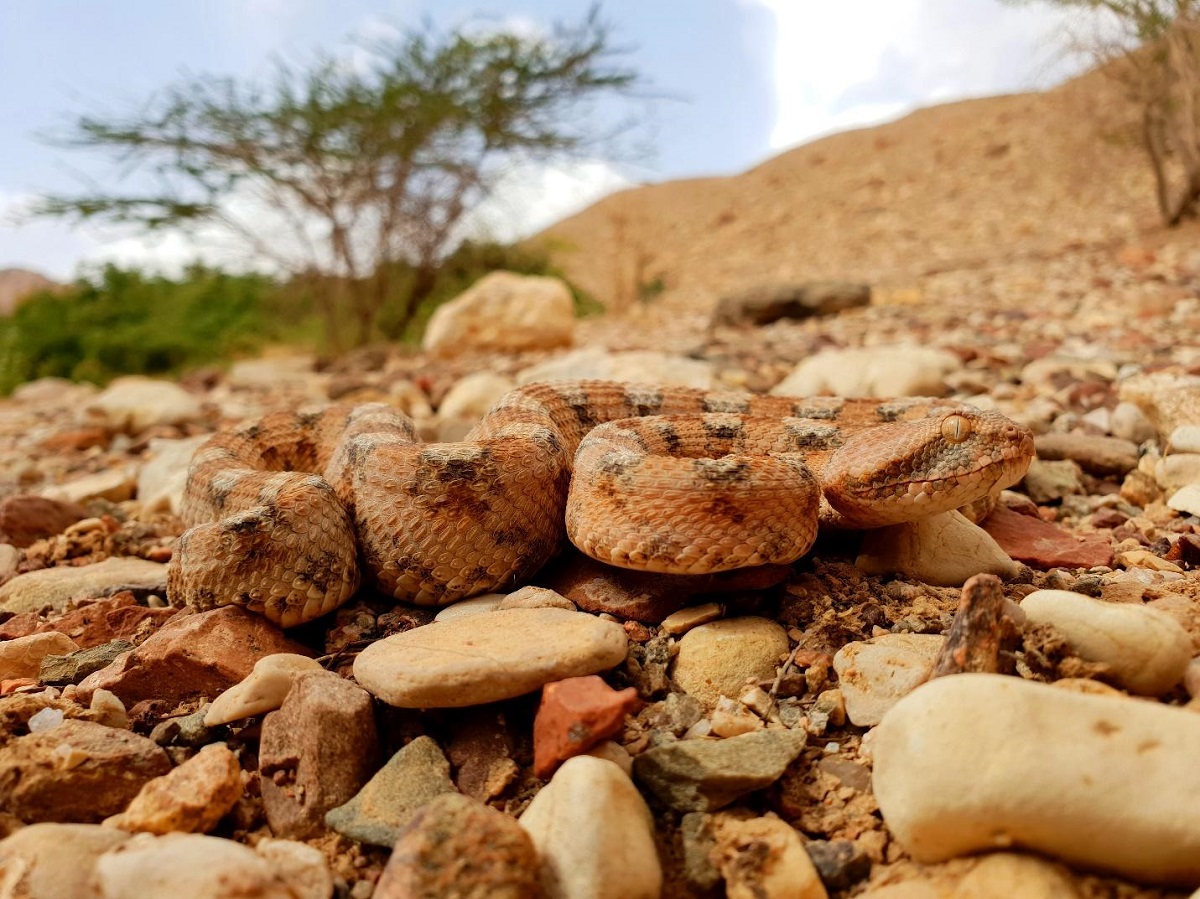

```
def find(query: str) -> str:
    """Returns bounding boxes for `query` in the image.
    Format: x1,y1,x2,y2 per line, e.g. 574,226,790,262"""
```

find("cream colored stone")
710,697,765,737
710,811,828,899
833,634,943,726
1156,454,1200,491
955,852,1080,899
42,467,138,504
254,839,334,899
672,617,790,706
95,833,297,899
1021,590,1192,695
354,608,628,708
494,586,577,612
0,630,79,680
0,558,167,614
137,435,208,515
516,347,716,389
1169,425,1200,454
584,741,634,776
661,603,723,635
204,653,323,726
423,271,575,357
432,593,506,622
437,372,516,421
1168,484,1200,516
772,345,961,398
227,355,318,390
83,376,203,433
874,673,1200,885
856,511,1019,586
0,822,129,899
519,755,661,899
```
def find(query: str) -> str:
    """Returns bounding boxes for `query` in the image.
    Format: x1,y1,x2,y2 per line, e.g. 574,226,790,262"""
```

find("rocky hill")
0,268,58,316
531,66,1151,319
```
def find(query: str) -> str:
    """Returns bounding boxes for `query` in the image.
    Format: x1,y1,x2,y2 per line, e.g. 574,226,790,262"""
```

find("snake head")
822,407,1035,528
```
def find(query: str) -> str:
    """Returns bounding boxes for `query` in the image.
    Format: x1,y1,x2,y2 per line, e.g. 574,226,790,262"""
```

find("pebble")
353,608,628,708
955,852,1082,899
856,510,1020,587
0,630,79,680
0,558,167,614
1021,458,1084,503
204,653,323,726
1168,483,1200,516
982,506,1113,569
533,675,639,777
432,593,505,622
660,602,723,635
104,742,243,834
710,809,829,899
873,673,1200,885
82,376,203,433
0,822,130,899
771,345,961,397
78,605,311,708
1169,425,1200,454
0,718,171,823
254,838,335,899
40,639,133,687
710,696,765,737
423,271,575,357
93,832,319,899
0,494,88,548
520,755,662,899
436,371,516,420
1033,432,1139,476
260,670,379,839
832,634,944,726
1155,453,1200,491
374,793,541,899
42,467,137,504
324,735,455,847
516,347,716,389
493,585,577,612
1110,402,1157,443
136,435,209,515
1021,589,1192,695
671,616,789,706
632,729,807,812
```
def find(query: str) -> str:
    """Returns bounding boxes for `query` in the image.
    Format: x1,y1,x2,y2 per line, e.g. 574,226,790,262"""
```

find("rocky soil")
0,217,1199,898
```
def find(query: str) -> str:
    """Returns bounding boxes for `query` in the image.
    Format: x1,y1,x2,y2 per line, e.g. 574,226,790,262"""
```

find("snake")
167,380,1036,626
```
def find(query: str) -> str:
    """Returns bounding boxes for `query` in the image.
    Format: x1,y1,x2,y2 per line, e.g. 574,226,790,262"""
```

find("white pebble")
832,634,943,726
28,707,64,733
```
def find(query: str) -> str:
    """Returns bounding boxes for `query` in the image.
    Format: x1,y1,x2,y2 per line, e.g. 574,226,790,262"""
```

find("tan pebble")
1115,549,1183,573
0,631,79,680
90,689,128,729
583,741,633,776
254,838,334,899
1021,590,1192,695
354,608,628,708
956,852,1080,899
672,616,789,707
494,585,577,611
874,673,1200,885
204,653,322,726
104,743,243,835
710,810,828,899
856,511,1019,586
0,822,130,899
432,593,505,622
710,697,764,737
1168,484,1200,516
832,634,943,726
520,755,661,899
661,602,723,635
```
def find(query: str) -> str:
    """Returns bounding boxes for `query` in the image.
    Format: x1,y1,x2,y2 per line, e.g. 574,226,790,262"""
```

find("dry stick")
929,573,1025,679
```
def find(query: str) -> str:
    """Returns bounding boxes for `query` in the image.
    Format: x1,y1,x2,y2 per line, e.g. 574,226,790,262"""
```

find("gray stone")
325,736,455,847
1021,458,1084,504
0,558,167,614
39,639,134,686
710,280,870,328
632,729,807,812
1034,433,1139,477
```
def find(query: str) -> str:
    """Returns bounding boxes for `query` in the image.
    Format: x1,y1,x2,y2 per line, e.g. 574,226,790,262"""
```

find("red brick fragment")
533,675,638,778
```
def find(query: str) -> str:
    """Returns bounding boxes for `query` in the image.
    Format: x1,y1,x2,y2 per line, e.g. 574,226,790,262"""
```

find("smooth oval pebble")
204,653,323,726
1021,589,1192,695
519,755,662,899
353,608,628,708
873,673,1200,886
671,616,789,706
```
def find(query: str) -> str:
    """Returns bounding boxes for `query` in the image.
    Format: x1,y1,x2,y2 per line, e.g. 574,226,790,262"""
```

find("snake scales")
168,380,1036,626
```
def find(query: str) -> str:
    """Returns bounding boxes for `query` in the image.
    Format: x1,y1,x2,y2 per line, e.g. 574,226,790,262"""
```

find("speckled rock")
671,617,789,706
710,810,829,899
324,735,455,847
0,718,171,823
0,558,167,615
874,673,1200,885
832,634,944,726
105,742,243,834
520,756,661,899
260,670,379,839
354,608,628,708
375,793,542,899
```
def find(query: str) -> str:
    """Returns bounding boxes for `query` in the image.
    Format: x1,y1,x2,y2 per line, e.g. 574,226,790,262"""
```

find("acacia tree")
35,7,640,348
1011,0,1200,225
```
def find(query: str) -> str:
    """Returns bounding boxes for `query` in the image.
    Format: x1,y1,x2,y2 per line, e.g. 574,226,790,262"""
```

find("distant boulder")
710,280,870,329
0,268,59,316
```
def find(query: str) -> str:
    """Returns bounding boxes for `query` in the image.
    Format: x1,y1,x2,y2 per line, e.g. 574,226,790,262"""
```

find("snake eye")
940,414,973,443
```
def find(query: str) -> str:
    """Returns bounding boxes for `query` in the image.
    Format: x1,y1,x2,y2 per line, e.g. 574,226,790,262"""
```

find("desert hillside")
0,269,58,316
531,66,1152,316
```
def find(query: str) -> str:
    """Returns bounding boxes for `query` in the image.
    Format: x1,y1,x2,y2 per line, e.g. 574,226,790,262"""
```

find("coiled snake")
168,380,1035,626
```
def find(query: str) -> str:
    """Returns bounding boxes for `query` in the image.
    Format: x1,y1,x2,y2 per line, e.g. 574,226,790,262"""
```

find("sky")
0,1,1083,280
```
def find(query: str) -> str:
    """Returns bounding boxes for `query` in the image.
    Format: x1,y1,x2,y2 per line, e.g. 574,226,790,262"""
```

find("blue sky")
0,1,1078,278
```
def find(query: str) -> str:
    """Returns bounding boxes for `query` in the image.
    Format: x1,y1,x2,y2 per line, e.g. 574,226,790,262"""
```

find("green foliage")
0,265,294,393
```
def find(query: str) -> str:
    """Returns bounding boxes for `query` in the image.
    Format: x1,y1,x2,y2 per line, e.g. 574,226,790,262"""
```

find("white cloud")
752,0,1087,151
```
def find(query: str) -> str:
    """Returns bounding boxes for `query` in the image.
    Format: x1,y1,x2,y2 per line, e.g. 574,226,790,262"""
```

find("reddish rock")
43,592,176,649
39,427,110,452
0,612,41,640
259,670,380,839
533,675,639,778
375,793,542,899
983,506,1114,569
1090,507,1129,530
0,495,88,548
76,605,312,708
0,719,171,823
444,710,521,802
